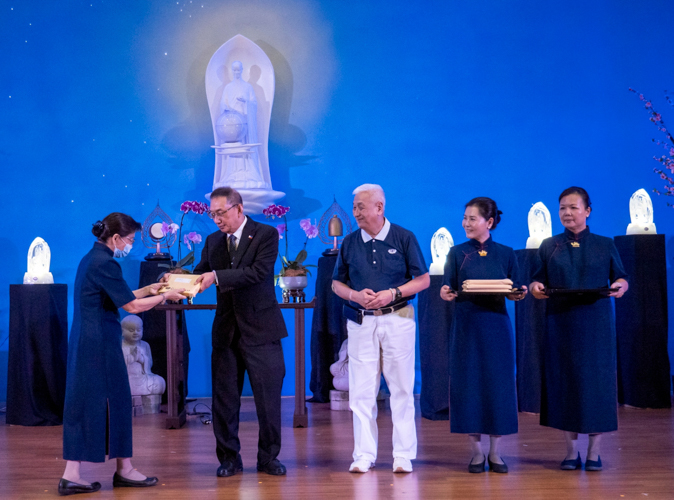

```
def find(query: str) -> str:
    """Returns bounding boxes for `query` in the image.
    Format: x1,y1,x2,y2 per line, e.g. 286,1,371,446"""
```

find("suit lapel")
232,218,256,269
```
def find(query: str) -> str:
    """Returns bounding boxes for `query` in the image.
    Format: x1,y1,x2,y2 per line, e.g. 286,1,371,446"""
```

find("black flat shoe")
58,478,102,496
487,456,508,473
112,472,158,487
560,453,582,470
257,458,287,476
468,455,486,473
585,456,602,471
217,456,244,477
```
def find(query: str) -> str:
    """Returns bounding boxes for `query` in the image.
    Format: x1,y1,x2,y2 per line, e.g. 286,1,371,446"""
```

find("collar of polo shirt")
361,217,391,242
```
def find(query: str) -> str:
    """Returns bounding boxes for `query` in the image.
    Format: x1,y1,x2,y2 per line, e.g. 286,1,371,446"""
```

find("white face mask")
113,236,133,259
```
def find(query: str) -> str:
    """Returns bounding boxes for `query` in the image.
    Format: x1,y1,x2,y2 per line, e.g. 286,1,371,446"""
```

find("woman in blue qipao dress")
530,187,628,472
59,213,186,496
440,197,527,474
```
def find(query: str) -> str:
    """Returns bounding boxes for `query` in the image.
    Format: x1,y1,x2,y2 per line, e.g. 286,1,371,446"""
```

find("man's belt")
343,301,409,325
362,300,409,316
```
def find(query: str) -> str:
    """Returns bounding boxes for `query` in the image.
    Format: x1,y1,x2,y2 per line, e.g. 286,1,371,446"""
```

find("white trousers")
347,305,417,463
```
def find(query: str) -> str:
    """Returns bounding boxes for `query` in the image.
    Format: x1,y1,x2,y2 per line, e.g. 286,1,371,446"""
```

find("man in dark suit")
193,187,287,477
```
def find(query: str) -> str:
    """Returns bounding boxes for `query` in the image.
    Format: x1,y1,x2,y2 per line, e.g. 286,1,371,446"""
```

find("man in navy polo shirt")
332,183,430,474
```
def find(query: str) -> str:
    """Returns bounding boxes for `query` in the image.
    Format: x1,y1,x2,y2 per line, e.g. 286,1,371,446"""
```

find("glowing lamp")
526,202,552,249
429,227,454,275
318,197,353,256
23,237,54,284
626,188,656,235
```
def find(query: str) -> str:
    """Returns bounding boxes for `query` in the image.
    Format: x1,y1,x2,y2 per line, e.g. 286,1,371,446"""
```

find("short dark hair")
558,186,591,209
465,197,502,230
92,213,141,241
211,187,243,207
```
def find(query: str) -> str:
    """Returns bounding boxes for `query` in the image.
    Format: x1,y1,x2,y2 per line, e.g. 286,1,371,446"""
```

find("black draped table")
138,260,190,406
157,299,315,429
614,234,670,408
7,284,68,425
417,275,454,420
514,249,546,413
309,255,347,403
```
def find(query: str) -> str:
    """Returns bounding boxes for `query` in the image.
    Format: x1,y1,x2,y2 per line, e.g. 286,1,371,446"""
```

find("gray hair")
352,183,386,208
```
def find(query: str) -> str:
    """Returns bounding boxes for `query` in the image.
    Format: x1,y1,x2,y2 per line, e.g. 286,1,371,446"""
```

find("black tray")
544,287,617,296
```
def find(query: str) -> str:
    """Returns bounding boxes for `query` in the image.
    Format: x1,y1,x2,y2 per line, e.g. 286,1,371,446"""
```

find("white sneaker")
349,460,374,473
392,457,413,473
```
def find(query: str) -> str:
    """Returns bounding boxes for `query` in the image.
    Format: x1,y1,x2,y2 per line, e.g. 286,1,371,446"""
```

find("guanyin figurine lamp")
429,227,454,275
626,188,656,235
526,202,553,249
23,237,54,284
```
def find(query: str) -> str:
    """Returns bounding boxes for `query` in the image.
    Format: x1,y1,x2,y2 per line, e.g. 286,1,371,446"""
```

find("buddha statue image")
526,202,553,249
23,237,54,284
330,340,349,392
429,228,454,275
626,188,657,235
121,315,165,397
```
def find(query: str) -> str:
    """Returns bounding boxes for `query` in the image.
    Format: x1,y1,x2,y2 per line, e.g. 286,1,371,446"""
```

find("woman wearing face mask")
530,187,628,472
440,197,526,474
58,213,186,496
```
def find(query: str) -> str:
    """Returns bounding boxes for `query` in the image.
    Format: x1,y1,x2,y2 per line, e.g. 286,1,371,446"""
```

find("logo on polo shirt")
388,249,397,254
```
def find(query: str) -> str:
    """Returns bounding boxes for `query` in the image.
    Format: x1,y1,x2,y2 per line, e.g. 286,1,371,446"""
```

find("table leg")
166,309,186,429
293,308,308,428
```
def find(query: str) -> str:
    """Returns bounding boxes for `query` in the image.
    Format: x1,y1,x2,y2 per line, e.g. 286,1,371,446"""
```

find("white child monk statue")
330,340,349,392
121,315,166,396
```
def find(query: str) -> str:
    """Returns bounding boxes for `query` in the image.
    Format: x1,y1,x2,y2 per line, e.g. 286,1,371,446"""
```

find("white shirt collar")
228,216,248,243
361,217,391,243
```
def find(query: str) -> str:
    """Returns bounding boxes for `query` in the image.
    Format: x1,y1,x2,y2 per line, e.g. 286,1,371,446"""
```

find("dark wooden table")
156,299,316,429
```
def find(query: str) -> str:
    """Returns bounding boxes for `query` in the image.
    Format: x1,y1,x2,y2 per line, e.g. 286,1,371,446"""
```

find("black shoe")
58,478,102,496
112,472,158,488
585,456,602,471
468,455,486,473
257,459,287,476
488,456,508,473
560,453,582,470
217,456,244,477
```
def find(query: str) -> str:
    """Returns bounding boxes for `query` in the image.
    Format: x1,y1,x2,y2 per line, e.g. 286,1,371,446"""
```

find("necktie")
228,234,237,253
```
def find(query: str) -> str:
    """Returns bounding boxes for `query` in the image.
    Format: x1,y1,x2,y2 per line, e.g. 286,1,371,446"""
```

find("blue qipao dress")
63,242,137,462
532,227,628,433
444,236,519,436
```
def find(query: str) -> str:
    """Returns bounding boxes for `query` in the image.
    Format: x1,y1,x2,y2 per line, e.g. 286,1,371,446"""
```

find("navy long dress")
532,227,627,434
444,236,519,435
63,242,137,462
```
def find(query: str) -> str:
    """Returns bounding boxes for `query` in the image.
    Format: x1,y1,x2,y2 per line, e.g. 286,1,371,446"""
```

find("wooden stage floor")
2,398,674,499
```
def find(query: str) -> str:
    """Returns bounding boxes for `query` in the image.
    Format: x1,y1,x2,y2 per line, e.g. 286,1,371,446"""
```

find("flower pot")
278,275,308,304
278,275,308,290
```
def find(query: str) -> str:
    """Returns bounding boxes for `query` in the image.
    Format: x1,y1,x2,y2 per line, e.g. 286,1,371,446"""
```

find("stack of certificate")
461,279,514,293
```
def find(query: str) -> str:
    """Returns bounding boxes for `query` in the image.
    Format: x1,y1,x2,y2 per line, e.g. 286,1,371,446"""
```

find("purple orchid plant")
629,88,674,205
263,204,318,280
175,200,208,269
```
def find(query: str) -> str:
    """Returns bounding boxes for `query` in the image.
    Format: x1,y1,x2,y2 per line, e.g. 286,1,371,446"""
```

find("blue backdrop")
2,0,674,400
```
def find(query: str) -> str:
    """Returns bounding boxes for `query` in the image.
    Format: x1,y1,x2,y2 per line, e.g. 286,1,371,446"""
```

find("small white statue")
330,340,349,392
626,188,657,235
429,228,454,275
23,237,54,284
121,315,166,396
526,202,553,249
